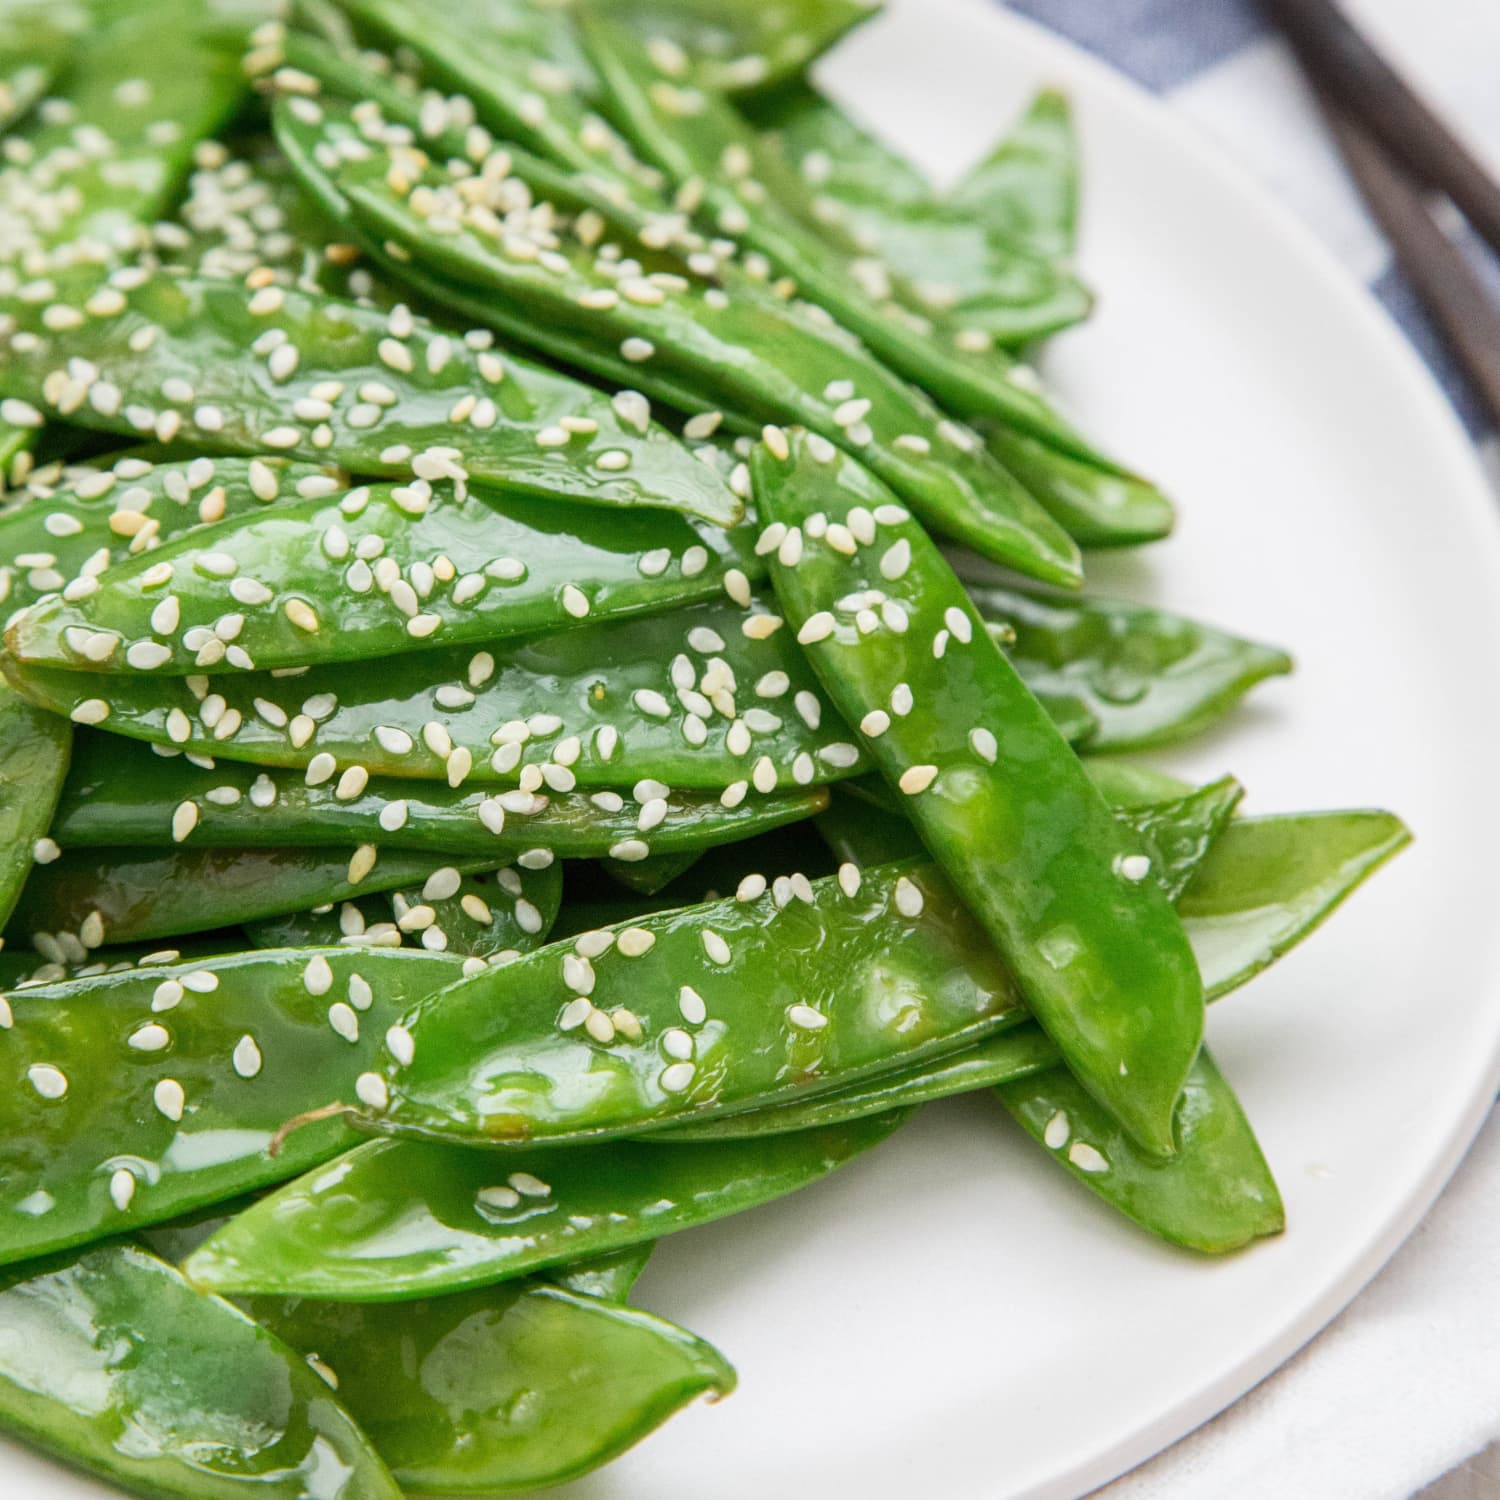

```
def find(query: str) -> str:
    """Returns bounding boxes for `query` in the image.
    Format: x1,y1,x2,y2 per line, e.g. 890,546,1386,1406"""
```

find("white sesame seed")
899,764,939,796
1069,1142,1109,1174
797,611,836,645
1044,1110,1071,1150
348,845,378,884
617,926,656,958
170,800,199,843
894,876,925,918
128,1023,170,1053
304,955,334,996
970,727,998,764
109,1168,137,1212
70,699,110,726
788,1003,828,1030
702,929,732,965
1118,854,1152,883
232,1034,262,1078
860,709,891,737
838,862,862,898
890,682,914,717
660,1061,695,1094
355,1072,389,1109
27,1064,67,1099
154,1078,186,1122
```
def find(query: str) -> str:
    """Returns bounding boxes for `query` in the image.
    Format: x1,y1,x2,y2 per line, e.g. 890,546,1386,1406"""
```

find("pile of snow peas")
0,1,1408,1494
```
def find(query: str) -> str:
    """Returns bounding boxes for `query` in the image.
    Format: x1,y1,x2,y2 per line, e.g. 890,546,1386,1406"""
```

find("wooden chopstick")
1261,0,1500,259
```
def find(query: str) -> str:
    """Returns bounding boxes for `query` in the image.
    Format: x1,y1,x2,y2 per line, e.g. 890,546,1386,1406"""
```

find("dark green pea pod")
288,94,1082,587
5,845,557,950
5,595,867,790
972,580,1295,752
753,431,1202,1155
0,1242,401,1498
247,859,565,960
246,1277,735,1495
998,1047,1283,1253
0,679,71,929
184,1112,903,1299
361,859,1025,1148
9,472,762,676
665,807,1411,1140
0,455,335,613
581,16,1113,467
52,731,828,857
0,272,742,526
949,89,1081,262
0,945,465,1267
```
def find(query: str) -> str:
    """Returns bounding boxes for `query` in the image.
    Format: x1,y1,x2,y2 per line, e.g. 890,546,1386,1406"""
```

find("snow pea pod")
0,455,334,613
0,272,742,526
5,846,539,948
0,679,71,930
4,595,867,790
9,472,761,675
0,1242,400,1499
666,807,1410,1140
601,846,703,895
997,1046,1283,1253
184,1112,903,1299
0,946,464,1266
246,859,564,960
0,934,250,991
292,94,1082,586
53,732,827,857
972,581,1294,752
244,1277,734,1495
360,859,1026,1148
753,431,1203,1155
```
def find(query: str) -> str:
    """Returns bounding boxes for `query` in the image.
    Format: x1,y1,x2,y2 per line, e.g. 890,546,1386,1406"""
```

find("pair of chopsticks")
1260,0,1500,429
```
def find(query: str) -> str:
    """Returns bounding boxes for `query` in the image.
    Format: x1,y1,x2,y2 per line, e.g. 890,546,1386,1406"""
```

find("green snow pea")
950,89,1081,262
997,1046,1283,1253
666,807,1410,1140
752,431,1203,1155
0,946,464,1266
359,859,1025,1148
0,934,250,991
0,455,335,613
0,1242,400,1499
289,94,1082,586
582,17,1112,465
4,595,867,790
0,679,71,929
245,859,565,959
4,846,547,948
244,1277,734,1495
972,581,1294,751
0,272,742,526
600,846,704,895
53,731,827,857
9,471,761,675
184,1112,904,1299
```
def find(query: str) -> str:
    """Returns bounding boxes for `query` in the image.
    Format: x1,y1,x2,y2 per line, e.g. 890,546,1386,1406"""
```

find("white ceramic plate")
11,3,1500,1499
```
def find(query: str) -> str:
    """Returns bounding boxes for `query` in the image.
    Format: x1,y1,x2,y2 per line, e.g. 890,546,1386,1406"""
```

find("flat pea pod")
8,472,761,676
0,271,742,526
972,579,1294,751
752,431,1203,1155
183,1112,904,1299
666,808,1411,1140
998,1047,1283,1253
0,455,335,613
0,678,71,929
293,93,1082,587
361,859,1025,1148
0,946,465,1267
246,860,564,960
245,1277,735,1495
5,595,866,790
52,731,828,858
4,845,556,949
0,1242,400,1499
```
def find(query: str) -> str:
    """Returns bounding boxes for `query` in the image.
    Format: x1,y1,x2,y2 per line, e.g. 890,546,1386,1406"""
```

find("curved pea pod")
184,1112,902,1299
0,680,71,929
582,17,1112,467
753,431,1203,1155
972,580,1294,752
247,859,564,959
4,845,521,949
360,859,1025,1148
0,272,742,526
949,89,1081,262
246,1278,734,1495
0,1243,401,1499
999,1047,1283,1252
52,731,828,857
666,807,1411,1141
8,473,762,676
294,95,1082,587
0,945,465,1266
5,595,867,790
0,455,336,612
